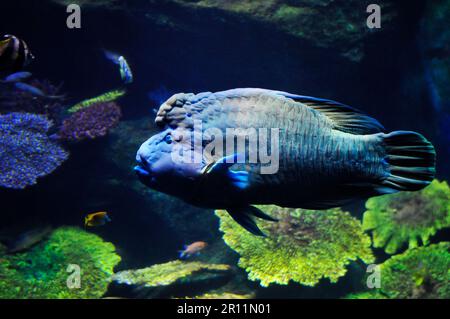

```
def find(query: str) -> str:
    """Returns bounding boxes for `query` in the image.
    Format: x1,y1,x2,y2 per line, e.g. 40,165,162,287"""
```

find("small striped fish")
0,34,34,72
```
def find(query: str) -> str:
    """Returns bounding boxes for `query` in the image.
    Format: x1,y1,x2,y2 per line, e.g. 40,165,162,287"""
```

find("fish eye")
164,134,173,144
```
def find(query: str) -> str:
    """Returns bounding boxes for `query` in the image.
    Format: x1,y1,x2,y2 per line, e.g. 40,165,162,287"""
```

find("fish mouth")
134,155,152,178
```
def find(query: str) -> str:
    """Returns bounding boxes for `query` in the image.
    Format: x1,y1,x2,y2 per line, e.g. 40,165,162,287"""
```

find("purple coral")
0,113,69,189
58,102,122,142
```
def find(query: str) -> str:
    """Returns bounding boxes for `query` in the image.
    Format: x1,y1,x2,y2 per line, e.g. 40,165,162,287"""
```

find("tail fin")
378,131,436,194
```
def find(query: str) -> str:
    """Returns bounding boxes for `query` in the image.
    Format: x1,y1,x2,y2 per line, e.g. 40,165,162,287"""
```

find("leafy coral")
363,180,450,254
0,227,121,299
347,243,450,299
216,206,374,287
112,260,230,287
377,242,450,298
0,113,68,189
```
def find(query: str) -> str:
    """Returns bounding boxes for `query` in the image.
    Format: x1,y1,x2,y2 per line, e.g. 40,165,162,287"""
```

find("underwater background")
0,0,449,299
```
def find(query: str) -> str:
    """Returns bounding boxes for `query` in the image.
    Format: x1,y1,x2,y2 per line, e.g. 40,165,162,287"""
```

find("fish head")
135,127,203,199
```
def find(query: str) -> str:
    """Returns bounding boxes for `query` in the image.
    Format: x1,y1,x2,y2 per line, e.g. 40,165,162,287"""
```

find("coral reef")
345,291,387,299
348,243,450,299
58,102,122,141
216,206,374,287
0,113,68,189
0,79,66,123
0,227,121,299
111,260,233,298
184,292,255,299
67,89,126,114
363,180,450,254
112,260,230,287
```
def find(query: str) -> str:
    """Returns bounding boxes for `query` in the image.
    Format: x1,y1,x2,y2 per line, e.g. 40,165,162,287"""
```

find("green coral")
348,243,450,299
112,260,230,287
216,206,374,287
0,227,121,299
378,243,450,298
363,180,450,254
345,291,387,299
68,89,126,113
185,292,254,299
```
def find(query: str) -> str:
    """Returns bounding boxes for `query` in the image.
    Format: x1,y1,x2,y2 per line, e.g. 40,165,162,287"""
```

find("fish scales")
163,90,381,189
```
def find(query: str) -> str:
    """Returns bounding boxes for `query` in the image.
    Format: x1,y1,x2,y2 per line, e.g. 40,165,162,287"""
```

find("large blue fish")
135,88,436,236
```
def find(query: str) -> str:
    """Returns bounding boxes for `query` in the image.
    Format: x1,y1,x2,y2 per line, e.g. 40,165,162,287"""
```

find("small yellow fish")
84,212,111,227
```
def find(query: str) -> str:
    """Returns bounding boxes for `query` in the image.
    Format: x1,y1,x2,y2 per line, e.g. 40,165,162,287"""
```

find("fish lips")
134,156,156,185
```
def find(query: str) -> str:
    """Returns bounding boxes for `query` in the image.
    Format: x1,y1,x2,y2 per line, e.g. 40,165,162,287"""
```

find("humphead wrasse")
135,88,436,236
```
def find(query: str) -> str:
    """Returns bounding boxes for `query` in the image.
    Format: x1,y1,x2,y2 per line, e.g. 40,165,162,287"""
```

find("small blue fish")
2,71,32,83
104,50,133,84
15,82,64,100
118,56,133,84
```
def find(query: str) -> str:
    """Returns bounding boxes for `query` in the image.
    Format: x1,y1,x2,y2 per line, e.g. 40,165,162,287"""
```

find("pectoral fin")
202,154,249,190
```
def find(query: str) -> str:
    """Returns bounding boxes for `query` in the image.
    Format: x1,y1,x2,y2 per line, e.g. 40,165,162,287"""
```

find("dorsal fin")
274,91,385,135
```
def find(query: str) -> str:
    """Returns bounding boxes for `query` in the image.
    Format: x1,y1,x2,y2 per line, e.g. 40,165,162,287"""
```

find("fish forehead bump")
155,92,215,127
155,93,189,126
154,88,285,128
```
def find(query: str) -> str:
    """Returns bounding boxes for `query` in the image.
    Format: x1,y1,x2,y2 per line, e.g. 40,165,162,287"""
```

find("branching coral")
67,89,126,114
0,227,121,299
58,102,122,141
0,113,69,189
347,243,450,299
112,260,230,287
363,180,450,254
216,206,374,287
